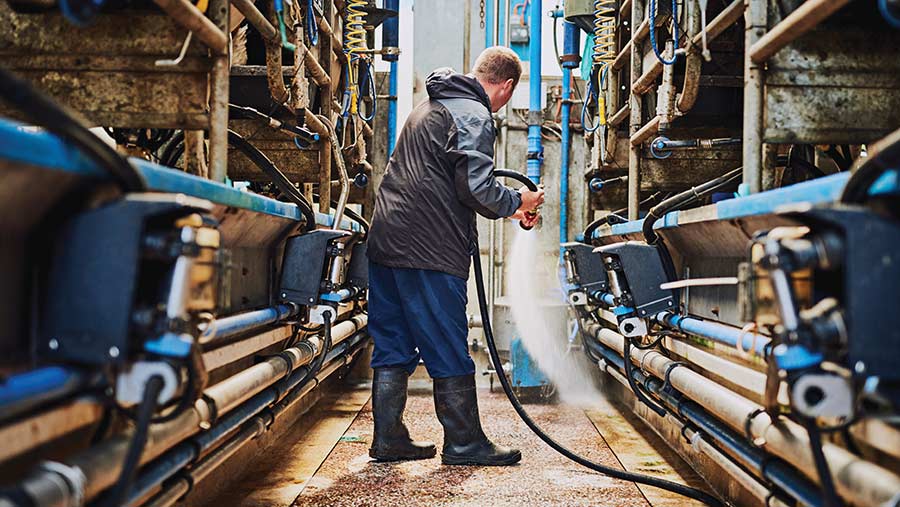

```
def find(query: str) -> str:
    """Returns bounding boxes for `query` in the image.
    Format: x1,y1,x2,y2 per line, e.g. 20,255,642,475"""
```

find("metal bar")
627,0,645,220
612,40,631,71
314,13,348,63
153,0,228,54
207,0,229,182
608,104,630,127
630,115,659,146
743,0,767,193
209,53,229,182
232,0,278,40
749,0,851,64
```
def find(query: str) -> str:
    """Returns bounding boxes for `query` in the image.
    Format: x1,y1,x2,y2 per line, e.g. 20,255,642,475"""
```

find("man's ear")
504,78,516,94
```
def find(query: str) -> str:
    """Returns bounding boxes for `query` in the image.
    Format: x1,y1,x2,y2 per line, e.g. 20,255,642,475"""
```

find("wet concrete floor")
201,380,707,507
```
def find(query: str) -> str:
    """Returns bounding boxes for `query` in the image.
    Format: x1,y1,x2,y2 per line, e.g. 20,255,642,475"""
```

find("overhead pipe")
559,20,580,247
383,0,400,155
526,0,543,186
583,321,900,507
6,316,367,507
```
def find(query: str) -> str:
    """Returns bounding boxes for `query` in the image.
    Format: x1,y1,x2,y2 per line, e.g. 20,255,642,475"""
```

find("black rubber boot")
369,367,437,462
433,374,522,466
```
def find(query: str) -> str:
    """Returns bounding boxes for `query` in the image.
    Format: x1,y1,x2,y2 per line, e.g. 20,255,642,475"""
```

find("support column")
742,0,767,194
628,0,645,219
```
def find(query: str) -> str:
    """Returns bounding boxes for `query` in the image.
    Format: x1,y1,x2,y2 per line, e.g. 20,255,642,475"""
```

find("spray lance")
472,170,723,506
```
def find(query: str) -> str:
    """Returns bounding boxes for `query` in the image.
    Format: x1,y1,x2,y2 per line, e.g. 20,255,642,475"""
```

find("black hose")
0,67,146,193
227,130,317,232
624,339,668,417
802,418,841,507
100,374,165,507
582,192,665,243
840,131,900,204
303,311,333,383
643,167,743,246
494,169,538,191
471,250,724,506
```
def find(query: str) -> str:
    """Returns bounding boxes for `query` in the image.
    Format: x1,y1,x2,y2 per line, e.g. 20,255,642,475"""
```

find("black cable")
227,130,317,232
493,169,539,192
840,132,900,204
472,248,723,506
624,338,668,417
100,374,165,507
802,418,841,507
643,167,743,246
0,67,146,193
582,192,665,244
159,130,186,168
305,311,333,381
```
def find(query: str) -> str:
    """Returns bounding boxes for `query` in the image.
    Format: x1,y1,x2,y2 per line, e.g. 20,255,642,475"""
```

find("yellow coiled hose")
592,0,616,125
345,0,368,115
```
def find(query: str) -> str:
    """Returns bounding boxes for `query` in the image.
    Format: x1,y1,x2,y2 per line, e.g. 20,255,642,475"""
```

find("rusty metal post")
318,0,336,208
627,0,645,220
207,0,230,182
154,0,228,54
742,0,767,193
183,130,209,177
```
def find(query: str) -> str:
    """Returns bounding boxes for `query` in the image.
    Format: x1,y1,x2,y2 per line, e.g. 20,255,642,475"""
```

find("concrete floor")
199,377,710,507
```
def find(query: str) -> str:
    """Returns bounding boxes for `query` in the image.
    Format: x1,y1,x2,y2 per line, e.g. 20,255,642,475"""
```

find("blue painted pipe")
656,312,770,356
593,292,770,355
526,0,543,185
383,0,399,155
0,366,89,423
320,288,354,303
673,398,823,507
211,304,299,344
581,330,823,507
559,21,580,249
388,62,399,155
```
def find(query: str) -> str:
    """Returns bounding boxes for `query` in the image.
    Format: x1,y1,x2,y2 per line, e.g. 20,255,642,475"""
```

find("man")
366,46,544,467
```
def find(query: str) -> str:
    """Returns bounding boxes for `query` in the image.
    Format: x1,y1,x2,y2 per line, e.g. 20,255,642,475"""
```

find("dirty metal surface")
222,389,649,507
764,29,900,144
0,5,210,129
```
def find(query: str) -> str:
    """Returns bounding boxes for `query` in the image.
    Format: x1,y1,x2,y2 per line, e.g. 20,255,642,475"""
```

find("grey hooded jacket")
368,68,522,279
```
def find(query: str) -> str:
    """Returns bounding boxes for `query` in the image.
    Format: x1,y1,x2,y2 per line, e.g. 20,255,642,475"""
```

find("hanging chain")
479,0,486,29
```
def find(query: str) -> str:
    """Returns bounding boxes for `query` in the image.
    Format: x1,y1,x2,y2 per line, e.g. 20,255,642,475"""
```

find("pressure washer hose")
472,170,724,507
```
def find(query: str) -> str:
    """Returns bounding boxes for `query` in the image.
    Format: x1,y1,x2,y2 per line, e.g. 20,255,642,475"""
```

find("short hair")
473,46,522,87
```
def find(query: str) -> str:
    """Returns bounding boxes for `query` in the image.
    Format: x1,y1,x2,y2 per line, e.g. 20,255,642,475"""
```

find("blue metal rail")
0,119,360,231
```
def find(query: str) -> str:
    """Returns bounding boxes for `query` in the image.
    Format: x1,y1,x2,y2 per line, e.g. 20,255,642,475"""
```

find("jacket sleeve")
449,116,522,219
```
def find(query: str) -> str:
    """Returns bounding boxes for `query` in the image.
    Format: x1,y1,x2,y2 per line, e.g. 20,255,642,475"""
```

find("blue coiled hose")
649,0,679,65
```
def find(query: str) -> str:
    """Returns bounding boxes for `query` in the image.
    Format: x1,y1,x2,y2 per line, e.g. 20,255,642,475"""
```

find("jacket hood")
425,68,491,111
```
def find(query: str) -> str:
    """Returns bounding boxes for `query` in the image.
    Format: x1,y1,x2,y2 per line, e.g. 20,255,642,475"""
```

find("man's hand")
511,208,541,228
519,187,545,211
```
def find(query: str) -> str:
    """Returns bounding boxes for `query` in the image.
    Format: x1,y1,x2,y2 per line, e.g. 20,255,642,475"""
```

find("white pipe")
585,321,900,507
